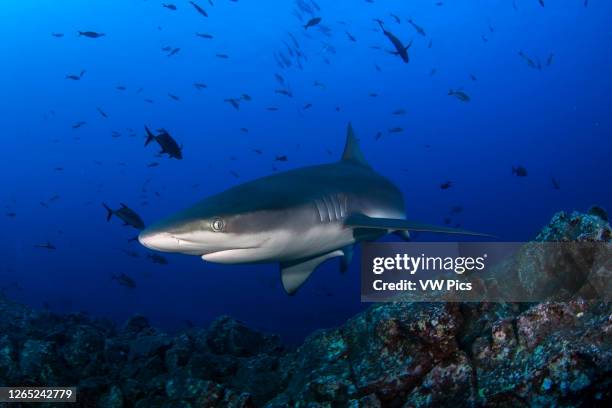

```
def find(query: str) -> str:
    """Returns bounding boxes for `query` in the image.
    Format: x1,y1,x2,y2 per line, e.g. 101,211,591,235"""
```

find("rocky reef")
0,210,610,407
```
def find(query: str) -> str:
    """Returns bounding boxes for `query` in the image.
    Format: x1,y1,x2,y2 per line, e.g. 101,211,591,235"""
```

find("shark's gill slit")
314,199,325,223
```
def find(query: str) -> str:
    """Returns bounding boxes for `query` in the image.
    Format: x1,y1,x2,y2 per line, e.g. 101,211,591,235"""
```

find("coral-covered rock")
206,316,282,357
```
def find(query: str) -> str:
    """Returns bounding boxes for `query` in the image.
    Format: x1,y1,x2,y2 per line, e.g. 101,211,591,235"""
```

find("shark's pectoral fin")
340,245,354,273
281,250,343,295
344,214,494,237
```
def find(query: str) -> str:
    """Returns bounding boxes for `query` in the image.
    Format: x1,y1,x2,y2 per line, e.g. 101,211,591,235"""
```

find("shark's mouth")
173,235,272,256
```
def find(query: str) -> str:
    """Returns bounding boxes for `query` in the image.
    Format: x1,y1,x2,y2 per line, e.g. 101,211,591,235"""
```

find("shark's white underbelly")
202,223,355,264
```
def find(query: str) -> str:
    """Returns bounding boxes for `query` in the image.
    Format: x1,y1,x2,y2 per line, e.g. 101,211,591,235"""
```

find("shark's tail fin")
102,203,113,221
144,126,155,146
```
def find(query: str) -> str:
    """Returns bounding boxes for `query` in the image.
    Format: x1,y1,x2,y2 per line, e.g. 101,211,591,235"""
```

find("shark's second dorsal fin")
341,122,370,167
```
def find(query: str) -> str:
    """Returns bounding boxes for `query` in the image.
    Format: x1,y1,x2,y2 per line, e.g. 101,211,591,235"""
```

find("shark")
139,123,490,295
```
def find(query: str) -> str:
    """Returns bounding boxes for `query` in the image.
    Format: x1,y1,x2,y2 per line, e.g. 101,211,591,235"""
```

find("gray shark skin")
139,123,490,294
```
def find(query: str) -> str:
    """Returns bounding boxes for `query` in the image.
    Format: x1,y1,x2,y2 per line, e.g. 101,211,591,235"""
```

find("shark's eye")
211,218,225,232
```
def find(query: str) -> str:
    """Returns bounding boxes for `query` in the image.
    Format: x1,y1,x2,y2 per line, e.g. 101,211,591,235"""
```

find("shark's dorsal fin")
341,122,370,167
280,250,343,295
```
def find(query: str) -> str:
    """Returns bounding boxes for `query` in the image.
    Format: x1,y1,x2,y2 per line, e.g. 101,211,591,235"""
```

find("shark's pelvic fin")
344,213,494,237
341,122,370,167
393,230,411,241
280,250,343,295
340,245,354,273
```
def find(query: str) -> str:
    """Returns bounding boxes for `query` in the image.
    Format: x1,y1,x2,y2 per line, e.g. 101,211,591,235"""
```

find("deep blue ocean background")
1,0,610,344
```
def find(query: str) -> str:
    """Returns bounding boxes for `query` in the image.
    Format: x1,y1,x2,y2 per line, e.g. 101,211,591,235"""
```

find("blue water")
1,0,610,344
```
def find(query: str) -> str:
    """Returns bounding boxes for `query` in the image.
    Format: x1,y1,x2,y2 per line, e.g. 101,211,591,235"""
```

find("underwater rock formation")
0,210,610,407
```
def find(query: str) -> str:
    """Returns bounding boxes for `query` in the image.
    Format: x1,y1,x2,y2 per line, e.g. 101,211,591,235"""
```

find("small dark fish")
450,205,463,214
275,155,288,162
374,131,383,140
439,181,453,190
512,166,528,177
215,53,229,59
189,1,208,17
147,162,160,168
304,17,322,30
551,176,560,190
407,18,426,36
469,73,477,81
368,93,378,97
241,94,252,101
103,203,146,230
224,98,240,110
448,89,471,102
112,273,136,289
51,32,64,37
121,249,140,258
116,85,127,91
66,70,85,80
148,253,169,265
230,170,240,178
538,0,544,7
546,53,554,66
388,127,404,133
168,93,180,101
303,103,312,110
266,107,279,111
196,33,214,39
345,31,356,42
252,149,263,154
144,98,154,104
390,13,401,24
78,31,105,38
34,241,56,250
97,107,108,118
274,73,285,85
313,80,326,89
481,34,488,43
162,3,177,10
429,68,437,76
54,167,64,171
72,121,86,129
167,47,181,57
193,82,207,90
375,64,381,72
392,109,406,115
6,212,16,218
375,20,412,63
275,89,293,97
144,126,183,159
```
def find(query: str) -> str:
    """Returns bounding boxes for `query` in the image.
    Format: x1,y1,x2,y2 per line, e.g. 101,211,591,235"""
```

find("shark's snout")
138,230,179,252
